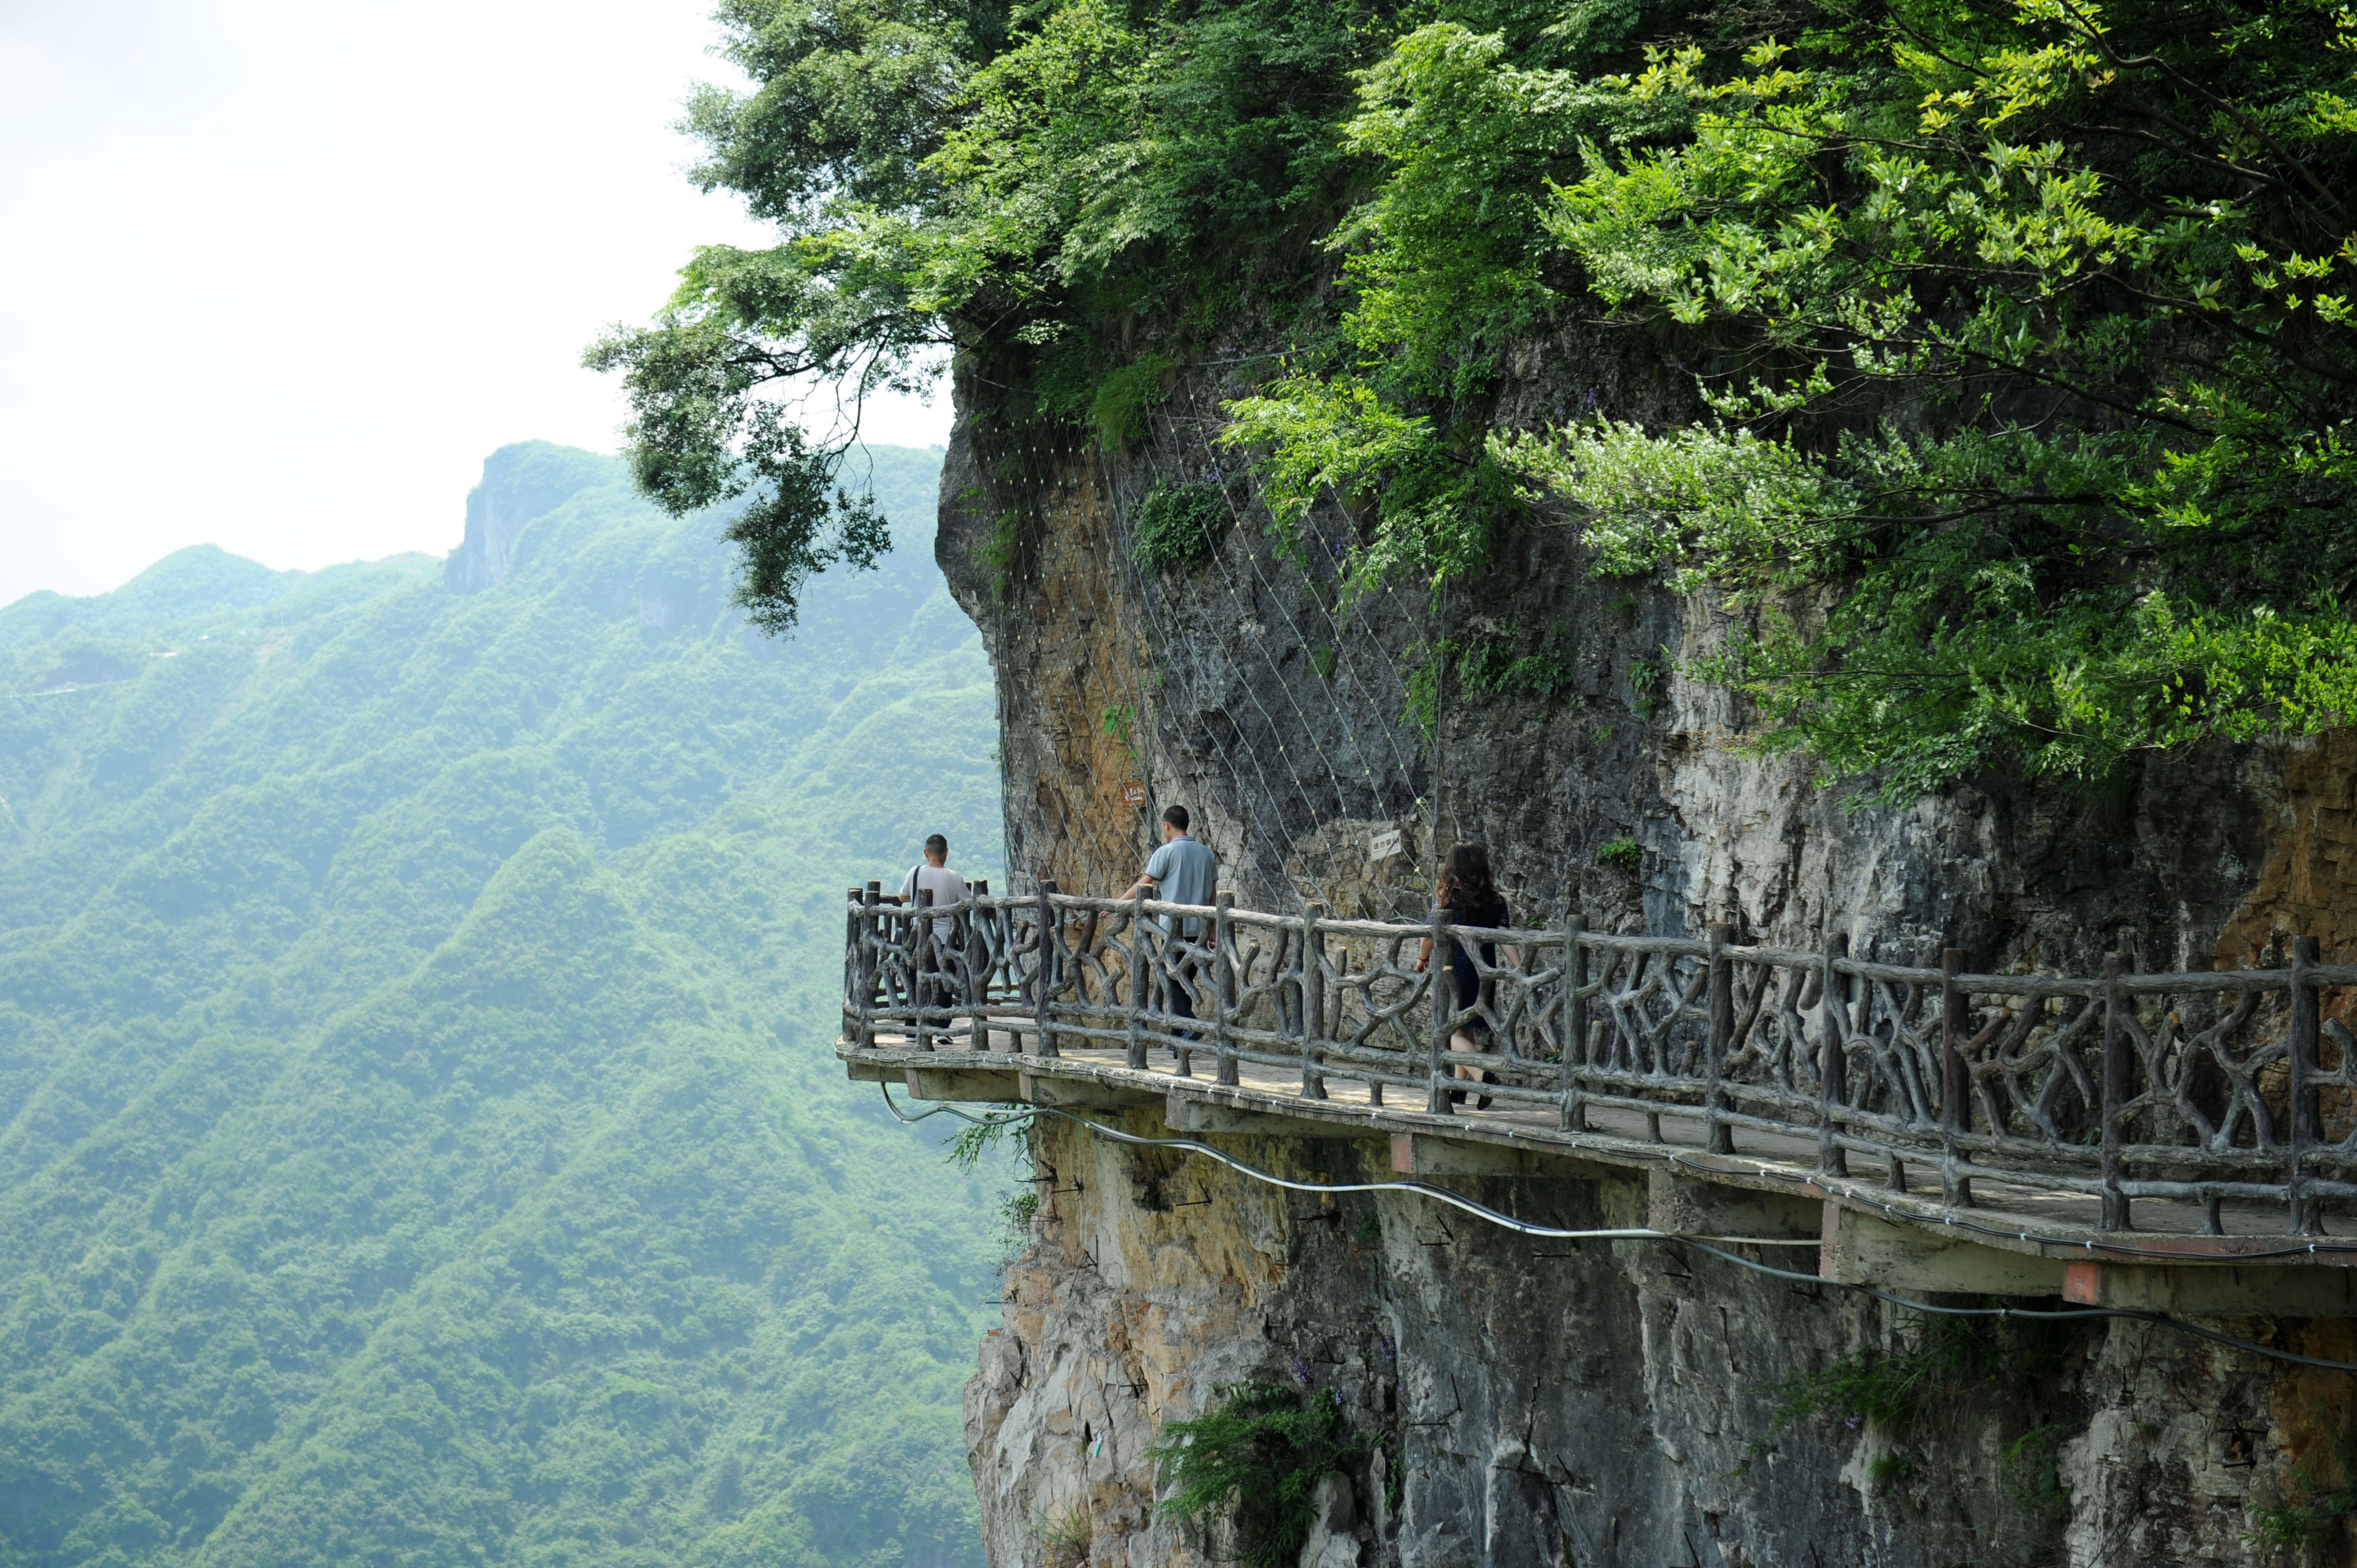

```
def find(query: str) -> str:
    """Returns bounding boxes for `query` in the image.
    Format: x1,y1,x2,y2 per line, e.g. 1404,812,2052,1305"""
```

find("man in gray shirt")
893,833,968,1025
1126,805,1217,1028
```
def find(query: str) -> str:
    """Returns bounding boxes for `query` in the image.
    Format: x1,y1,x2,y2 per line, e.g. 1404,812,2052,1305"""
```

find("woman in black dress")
1415,841,1510,1108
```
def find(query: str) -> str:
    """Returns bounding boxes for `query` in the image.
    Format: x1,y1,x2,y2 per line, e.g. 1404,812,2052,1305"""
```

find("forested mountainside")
0,442,1001,1568
571,1,2357,1561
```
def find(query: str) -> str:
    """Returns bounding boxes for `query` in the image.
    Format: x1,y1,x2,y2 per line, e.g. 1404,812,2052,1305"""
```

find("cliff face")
934,373,2357,1566
965,1113,2352,1567
936,370,2334,975
444,441,619,594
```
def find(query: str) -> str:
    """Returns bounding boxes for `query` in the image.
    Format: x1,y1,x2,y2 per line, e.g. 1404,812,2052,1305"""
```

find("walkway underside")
841,1027,2357,1317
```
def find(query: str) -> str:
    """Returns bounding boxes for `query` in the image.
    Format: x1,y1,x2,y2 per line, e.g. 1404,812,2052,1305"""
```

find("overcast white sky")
0,0,951,606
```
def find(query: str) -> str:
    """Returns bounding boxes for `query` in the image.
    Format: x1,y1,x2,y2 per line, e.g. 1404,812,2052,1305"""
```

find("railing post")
2292,934,2321,1235
1171,899,1194,1079
858,887,876,1046
1704,925,1734,1155
1560,914,1588,1132
1428,905,1454,1115
912,886,935,1052
1940,948,1973,1209
858,882,882,1051
863,881,883,1046
1302,903,1328,1100
1214,892,1238,1086
1125,887,1150,1070
1816,933,1848,1178
1035,880,1060,1059
2100,954,2129,1231
967,880,989,1051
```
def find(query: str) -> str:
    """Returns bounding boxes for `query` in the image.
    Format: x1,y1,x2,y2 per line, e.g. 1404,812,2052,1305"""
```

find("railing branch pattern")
842,886,2357,1237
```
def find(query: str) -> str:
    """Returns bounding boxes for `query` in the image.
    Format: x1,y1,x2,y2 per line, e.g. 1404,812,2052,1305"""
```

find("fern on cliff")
1146,1380,1363,1568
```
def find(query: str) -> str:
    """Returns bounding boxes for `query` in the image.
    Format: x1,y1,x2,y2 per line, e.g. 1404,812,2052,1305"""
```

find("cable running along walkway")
879,1087,2357,1375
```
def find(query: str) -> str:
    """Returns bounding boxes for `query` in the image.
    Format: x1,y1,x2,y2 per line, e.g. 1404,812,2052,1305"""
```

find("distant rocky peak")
445,441,624,593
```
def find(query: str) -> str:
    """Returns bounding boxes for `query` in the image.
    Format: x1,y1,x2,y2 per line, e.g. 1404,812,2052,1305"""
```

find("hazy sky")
0,0,950,606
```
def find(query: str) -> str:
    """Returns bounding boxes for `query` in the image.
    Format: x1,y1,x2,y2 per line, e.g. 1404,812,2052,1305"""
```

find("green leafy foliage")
1330,0,2357,792
1130,483,1228,575
942,1110,1039,1263
1767,1312,2077,1552
1595,836,1641,873
1028,1504,1092,1566
1403,625,1576,735
0,444,1002,1567
1217,1,1680,601
2003,1422,2072,1533
583,311,906,638
1146,1380,1362,1568
2248,1402,2357,1552
623,0,2357,791
598,0,1385,623
1771,1312,2061,1438
1455,624,1575,702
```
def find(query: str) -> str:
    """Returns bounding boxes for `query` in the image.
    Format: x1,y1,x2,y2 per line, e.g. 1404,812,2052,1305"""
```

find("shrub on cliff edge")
1147,1379,1363,1567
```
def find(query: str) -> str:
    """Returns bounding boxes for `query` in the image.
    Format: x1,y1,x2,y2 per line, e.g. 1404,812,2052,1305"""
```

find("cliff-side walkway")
840,886,2357,1310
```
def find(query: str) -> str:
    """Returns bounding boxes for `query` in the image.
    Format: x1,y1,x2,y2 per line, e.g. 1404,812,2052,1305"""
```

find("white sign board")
1367,828,1404,862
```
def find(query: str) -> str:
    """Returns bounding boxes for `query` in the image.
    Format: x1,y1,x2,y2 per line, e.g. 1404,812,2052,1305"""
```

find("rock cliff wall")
934,370,2357,1566
966,1112,2354,1567
935,374,2333,975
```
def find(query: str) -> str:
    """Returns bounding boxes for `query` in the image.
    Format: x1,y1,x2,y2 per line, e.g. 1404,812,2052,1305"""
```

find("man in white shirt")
896,835,968,1026
897,833,968,941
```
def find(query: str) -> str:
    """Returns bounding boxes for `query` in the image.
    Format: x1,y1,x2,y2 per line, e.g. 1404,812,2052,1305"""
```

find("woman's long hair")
1436,841,1503,925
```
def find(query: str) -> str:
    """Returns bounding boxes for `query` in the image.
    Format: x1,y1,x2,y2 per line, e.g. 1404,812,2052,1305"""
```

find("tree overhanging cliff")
599,0,2357,798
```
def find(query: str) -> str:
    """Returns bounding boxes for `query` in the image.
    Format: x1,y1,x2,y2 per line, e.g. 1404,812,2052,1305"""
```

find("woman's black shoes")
1449,1071,1501,1110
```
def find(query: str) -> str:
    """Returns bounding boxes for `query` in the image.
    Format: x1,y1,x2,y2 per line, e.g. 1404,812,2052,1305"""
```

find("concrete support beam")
2062,1260,2357,1318
1648,1169,1820,1239
1820,1205,2066,1297
1019,1071,1161,1111
1167,1095,1367,1141
1391,1133,1611,1180
905,1065,1023,1103
845,1058,899,1082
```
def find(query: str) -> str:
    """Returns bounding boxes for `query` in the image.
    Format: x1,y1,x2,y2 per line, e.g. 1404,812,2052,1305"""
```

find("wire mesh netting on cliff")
982,381,1468,910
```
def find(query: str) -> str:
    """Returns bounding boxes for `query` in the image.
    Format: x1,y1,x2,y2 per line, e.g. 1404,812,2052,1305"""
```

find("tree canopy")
605,0,2357,793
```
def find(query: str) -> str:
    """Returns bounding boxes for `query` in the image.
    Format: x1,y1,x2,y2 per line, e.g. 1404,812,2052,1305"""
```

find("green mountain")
0,442,1002,1568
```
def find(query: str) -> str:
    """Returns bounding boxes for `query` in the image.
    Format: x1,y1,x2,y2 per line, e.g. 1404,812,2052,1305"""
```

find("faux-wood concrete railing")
841,884,2357,1237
